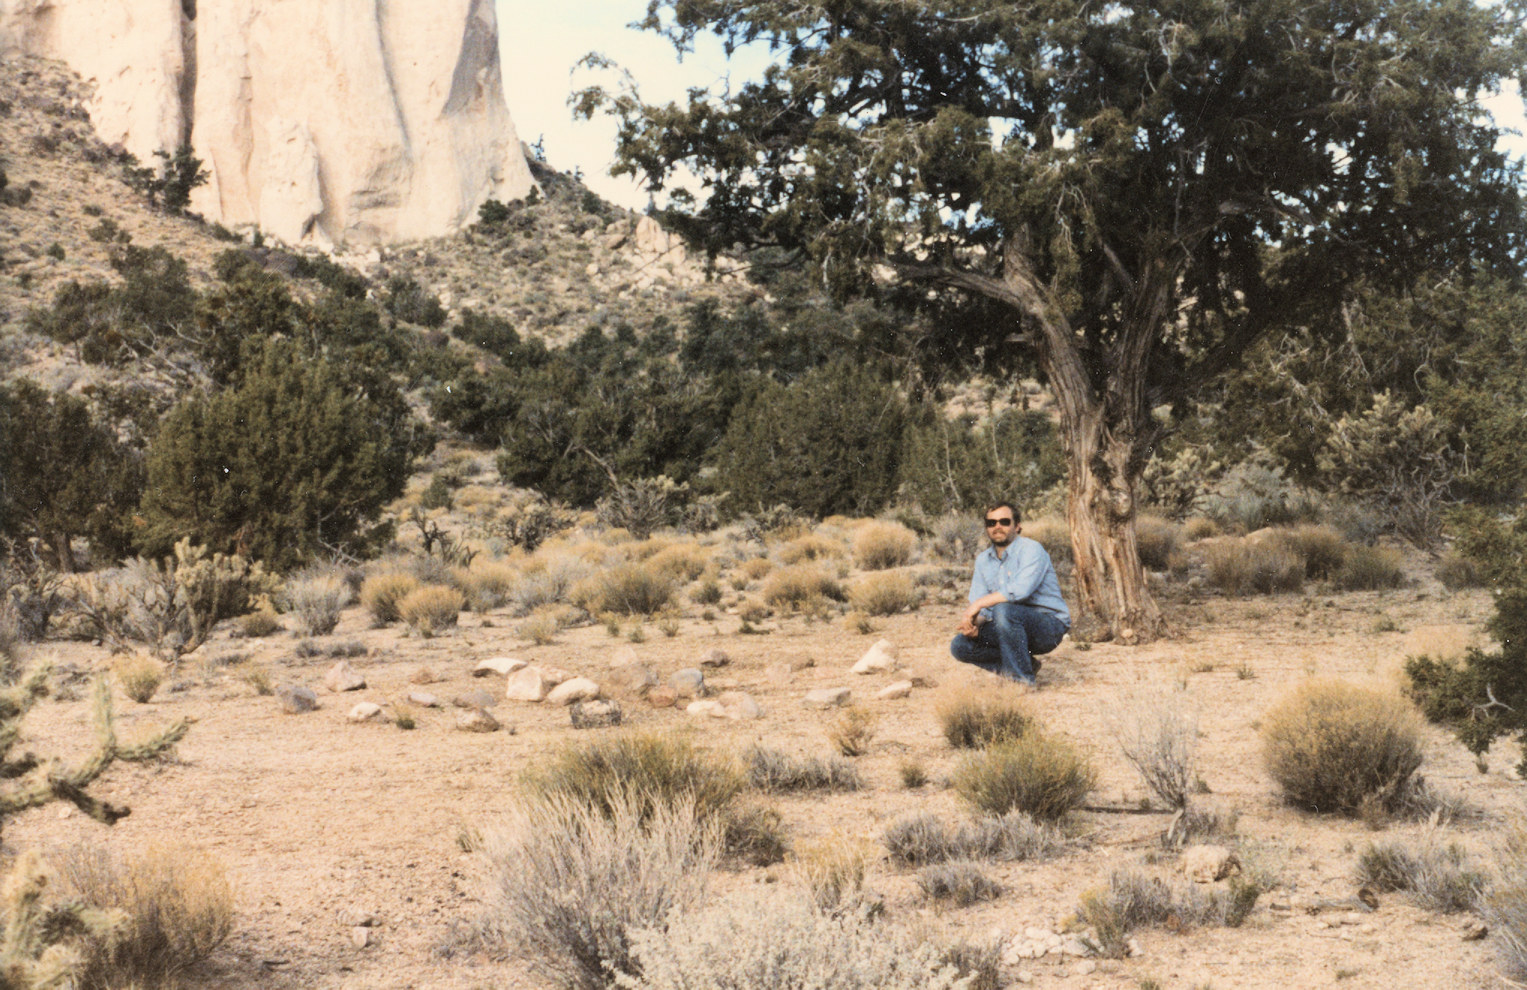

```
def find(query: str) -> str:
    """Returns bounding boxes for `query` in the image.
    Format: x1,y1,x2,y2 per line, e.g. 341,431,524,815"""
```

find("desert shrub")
1355,838,1483,913
475,791,718,990
530,731,743,825
140,338,427,570
1319,392,1456,546
598,476,695,539
383,276,447,327
397,585,463,636
282,572,352,636
853,521,918,570
1261,679,1425,816
1485,826,1527,982
646,542,710,582
360,570,420,625
777,533,844,565
721,801,790,866
847,571,921,616
930,513,985,563
1182,517,1219,540
827,708,877,757
1111,687,1199,810
1275,524,1349,580
1435,550,1483,591
460,560,518,612
1021,516,1073,565
745,745,862,793
1134,515,1181,571
919,862,1002,906
897,406,1067,518
883,811,1063,867
690,577,722,605
899,759,928,788
114,654,165,704
760,564,844,609
1330,544,1408,590
1202,538,1304,595
1077,868,1262,956
1201,459,1316,533
952,731,1096,820
938,687,1033,748
614,890,979,990
239,606,282,638
511,553,591,613
57,843,233,990
793,838,871,912
571,563,675,616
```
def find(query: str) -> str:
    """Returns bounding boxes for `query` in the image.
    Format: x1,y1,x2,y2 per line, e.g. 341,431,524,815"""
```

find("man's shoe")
1032,657,1043,675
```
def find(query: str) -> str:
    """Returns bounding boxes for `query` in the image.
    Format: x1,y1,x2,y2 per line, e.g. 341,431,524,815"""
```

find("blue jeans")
950,603,1068,685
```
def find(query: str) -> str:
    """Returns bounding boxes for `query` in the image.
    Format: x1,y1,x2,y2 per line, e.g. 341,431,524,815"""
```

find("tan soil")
14,564,1511,990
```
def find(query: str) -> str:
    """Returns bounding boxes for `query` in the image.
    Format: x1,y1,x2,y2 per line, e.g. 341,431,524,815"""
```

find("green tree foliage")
26,247,197,365
139,338,427,570
898,406,1066,516
0,382,142,571
711,361,906,518
582,0,1527,638
1407,509,1527,771
120,146,208,214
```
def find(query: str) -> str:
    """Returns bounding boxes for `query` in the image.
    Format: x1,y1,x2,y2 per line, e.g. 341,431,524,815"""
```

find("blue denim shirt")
969,536,1070,627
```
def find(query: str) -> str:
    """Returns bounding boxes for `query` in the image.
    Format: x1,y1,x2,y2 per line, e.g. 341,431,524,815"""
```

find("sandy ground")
12,568,1517,990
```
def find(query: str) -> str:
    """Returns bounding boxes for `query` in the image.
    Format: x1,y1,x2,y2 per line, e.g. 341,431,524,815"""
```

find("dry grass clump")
1355,837,1483,913
510,553,590,613
1022,516,1073,565
1484,826,1527,982
647,542,711,582
460,559,519,612
1076,868,1263,957
1134,514,1181,571
1275,524,1349,580
883,811,1064,867
1261,679,1425,817
777,533,846,565
283,572,352,636
398,584,464,636
57,843,234,990
847,571,922,616
690,577,723,605
793,837,871,912
1331,544,1408,591
930,513,986,563
615,890,981,990
745,745,863,793
1435,550,1484,590
853,521,918,570
475,790,718,990
919,861,1002,906
1182,517,1219,541
721,800,790,866
1202,537,1305,595
736,556,774,583
1111,687,1199,809
360,569,421,625
938,686,1033,748
529,731,744,825
517,610,560,645
827,707,878,756
114,654,165,703
571,563,675,616
953,731,1096,820
238,606,282,638
760,564,844,610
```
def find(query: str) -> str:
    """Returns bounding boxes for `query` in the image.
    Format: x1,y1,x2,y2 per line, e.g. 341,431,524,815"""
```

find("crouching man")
950,500,1070,687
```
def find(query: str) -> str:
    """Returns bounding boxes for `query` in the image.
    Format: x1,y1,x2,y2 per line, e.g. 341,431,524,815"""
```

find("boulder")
699,648,730,668
645,685,678,708
715,690,763,720
607,663,659,698
876,680,914,700
803,687,852,710
546,677,600,706
347,701,385,723
473,656,526,677
455,708,500,733
685,700,725,718
276,684,318,714
851,639,899,675
408,666,441,685
570,699,623,729
323,661,366,693
504,667,552,702
669,668,706,699
406,691,441,708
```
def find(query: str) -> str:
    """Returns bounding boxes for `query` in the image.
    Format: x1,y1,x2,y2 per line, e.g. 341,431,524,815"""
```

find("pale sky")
498,2,1527,213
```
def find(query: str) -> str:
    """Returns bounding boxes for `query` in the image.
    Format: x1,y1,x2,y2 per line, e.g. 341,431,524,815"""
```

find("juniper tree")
582,0,1526,638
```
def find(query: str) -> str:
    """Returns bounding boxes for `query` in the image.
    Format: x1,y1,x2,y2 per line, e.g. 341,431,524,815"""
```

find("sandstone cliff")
0,0,534,246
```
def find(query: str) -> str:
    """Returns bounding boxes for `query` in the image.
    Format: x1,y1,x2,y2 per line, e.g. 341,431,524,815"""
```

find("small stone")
876,680,914,700
347,702,385,723
686,700,725,717
323,661,366,693
699,648,730,667
408,667,440,685
1462,920,1489,941
645,685,679,708
1342,911,1366,927
455,708,500,733
546,676,600,706
505,667,552,702
570,699,623,729
851,639,899,674
406,691,441,708
276,684,318,714
1060,938,1088,956
803,687,851,709
350,926,371,949
473,656,526,677
1127,937,1143,957
1015,970,1034,985
452,689,497,709
608,664,659,698
716,690,763,720
1358,923,1378,934
1182,844,1241,883
338,909,377,927
764,662,794,686
1073,960,1097,977
669,668,706,698
1023,927,1049,942
540,665,573,686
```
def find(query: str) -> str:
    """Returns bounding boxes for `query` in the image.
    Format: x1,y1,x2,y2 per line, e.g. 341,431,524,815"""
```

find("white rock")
348,702,385,723
406,691,441,708
504,667,552,702
716,690,763,720
323,661,366,693
276,684,318,714
803,687,851,709
473,656,526,677
686,700,725,717
351,926,372,949
669,668,707,698
876,680,914,700
546,677,600,706
455,708,500,733
851,639,899,674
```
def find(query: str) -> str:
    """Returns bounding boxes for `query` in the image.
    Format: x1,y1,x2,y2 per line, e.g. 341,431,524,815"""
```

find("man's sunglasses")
984,517,1014,528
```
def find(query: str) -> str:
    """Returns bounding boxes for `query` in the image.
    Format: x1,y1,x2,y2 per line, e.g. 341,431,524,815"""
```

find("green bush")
938,687,1033,748
139,338,426,570
897,406,1066,516
952,731,1095,820
1330,544,1408,591
570,563,675,616
1275,524,1349,580
1261,679,1425,816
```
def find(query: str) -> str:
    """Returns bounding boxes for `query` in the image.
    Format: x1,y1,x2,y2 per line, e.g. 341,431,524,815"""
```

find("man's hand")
957,610,982,639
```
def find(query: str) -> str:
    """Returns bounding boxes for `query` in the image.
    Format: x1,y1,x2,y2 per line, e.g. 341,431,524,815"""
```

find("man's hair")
984,500,1021,523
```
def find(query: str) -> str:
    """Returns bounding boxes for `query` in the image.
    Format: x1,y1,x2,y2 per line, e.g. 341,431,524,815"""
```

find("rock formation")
0,0,533,246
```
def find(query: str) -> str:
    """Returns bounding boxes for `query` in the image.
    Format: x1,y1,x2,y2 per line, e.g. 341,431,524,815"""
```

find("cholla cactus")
0,665,185,988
